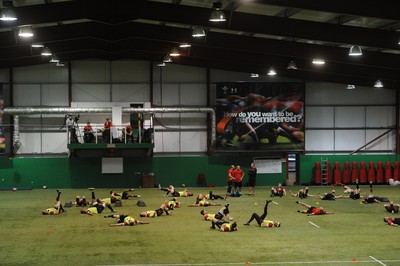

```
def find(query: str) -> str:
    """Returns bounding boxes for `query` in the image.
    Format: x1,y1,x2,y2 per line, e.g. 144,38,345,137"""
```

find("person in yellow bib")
219,222,238,232
243,200,281,227
200,210,215,221
105,214,149,226
139,199,173,217
159,185,194,197
110,189,141,203
42,190,65,215
210,204,231,229
188,199,221,207
80,189,116,215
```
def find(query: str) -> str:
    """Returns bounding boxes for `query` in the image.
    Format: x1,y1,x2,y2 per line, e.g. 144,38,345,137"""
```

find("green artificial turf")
0,185,399,266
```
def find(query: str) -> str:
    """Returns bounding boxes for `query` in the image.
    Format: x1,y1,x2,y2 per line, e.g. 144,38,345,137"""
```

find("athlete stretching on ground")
296,201,334,215
243,200,281,227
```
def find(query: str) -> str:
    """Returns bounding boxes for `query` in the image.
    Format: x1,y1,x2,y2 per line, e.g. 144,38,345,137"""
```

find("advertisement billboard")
216,82,304,152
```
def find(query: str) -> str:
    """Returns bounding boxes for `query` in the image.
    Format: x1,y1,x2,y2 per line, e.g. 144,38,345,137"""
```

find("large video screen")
216,82,304,152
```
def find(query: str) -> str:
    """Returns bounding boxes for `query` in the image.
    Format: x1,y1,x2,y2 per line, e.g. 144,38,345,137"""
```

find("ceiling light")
209,2,226,22
0,8,17,21
179,43,191,48
312,58,325,65
267,67,277,76
349,45,362,56
163,55,172,63
56,62,65,67
49,55,59,63
347,84,355,90
18,26,34,38
287,61,298,70
192,27,206,38
374,80,383,88
169,48,180,57
250,73,259,78
31,43,44,48
41,47,52,56
156,62,166,67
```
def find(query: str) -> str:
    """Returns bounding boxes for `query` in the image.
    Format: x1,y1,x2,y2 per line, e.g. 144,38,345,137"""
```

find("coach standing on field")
247,163,257,196
233,165,244,196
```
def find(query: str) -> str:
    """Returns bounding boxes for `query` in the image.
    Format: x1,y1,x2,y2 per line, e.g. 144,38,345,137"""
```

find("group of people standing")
226,163,257,197
66,116,139,144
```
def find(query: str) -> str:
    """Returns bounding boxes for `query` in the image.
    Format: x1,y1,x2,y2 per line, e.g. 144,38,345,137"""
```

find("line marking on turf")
308,221,320,228
101,260,400,266
369,256,387,266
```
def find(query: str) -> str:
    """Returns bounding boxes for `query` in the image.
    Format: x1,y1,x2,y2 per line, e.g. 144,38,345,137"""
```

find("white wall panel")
111,60,150,82
0,69,9,82
154,132,180,152
306,81,395,105
180,84,207,106
42,133,69,153
158,84,179,106
335,107,365,127
71,61,110,82
13,64,68,83
13,84,41,106
72,84,110,102
156,64,206,83
305,106,334,128
334,130,366,151
17,133,41,154
305,130,334,151
365,130,395,151
41,84,69,106
180,132,207,152
366,106,395,127
111,84,150,102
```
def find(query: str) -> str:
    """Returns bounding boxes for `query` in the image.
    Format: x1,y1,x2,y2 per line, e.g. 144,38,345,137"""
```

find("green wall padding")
3,154,398,189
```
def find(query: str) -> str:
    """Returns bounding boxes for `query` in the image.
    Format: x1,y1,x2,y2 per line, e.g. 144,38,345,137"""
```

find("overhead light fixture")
49,55,59,63
312,58,325,65
192,27,206,38
156,62,166,67
18,26,34,38
179,43,191,48
41,47,52,56
287,61,298,70
267,67,277,76
169,48,180,57
347,84,356,90
0,7,17,21
209,2,226,22
56,62,65,67
250,73,259,78
31,43,44,48
163,55,172,63
374,80,383,88
349,45,362,56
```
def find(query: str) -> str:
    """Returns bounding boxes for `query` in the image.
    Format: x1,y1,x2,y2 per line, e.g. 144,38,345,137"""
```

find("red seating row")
314,161,399,185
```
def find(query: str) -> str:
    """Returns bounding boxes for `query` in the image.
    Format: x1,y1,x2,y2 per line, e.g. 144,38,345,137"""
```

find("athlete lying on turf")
296,201,334,215
42,190,65,215
80,189,116,215
383,217,400,227
105,214,149,226
243,200,281,227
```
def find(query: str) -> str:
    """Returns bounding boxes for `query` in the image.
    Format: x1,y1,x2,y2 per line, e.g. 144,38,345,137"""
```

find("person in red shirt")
383,217,400,226
83,121,94,143
102,118,112,143
226,165,235,198
296,201,334,215
125,123,133,143
233,165,244,196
